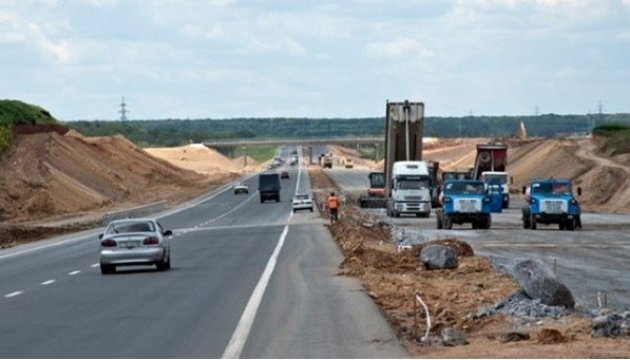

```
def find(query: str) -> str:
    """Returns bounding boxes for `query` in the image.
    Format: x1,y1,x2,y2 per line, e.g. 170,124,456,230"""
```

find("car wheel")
310,207,314,212
100,264,115,275
156,254,170,271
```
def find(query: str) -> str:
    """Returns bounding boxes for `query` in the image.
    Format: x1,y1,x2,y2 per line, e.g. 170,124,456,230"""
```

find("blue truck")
522,178,582,230
436,179,493,229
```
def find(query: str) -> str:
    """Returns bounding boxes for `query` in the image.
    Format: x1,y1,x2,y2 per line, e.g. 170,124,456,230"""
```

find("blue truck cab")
522,178,582,230
436,179,493,229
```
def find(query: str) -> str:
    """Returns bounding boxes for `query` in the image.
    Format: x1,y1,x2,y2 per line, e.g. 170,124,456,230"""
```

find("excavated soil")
145,144,261,174
309,167,630,358
0,131,238,247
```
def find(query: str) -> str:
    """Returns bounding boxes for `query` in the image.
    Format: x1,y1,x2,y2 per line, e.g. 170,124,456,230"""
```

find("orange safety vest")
327,196,339,209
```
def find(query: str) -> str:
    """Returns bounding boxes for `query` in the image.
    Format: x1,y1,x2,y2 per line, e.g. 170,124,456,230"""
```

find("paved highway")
327,166,630,310
0,147,407,358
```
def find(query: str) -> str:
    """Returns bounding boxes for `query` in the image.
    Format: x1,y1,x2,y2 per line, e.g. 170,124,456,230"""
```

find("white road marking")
4,291,23,298
69,270,81,275
41,280,56,286
222,224,290,359
90,263,99,268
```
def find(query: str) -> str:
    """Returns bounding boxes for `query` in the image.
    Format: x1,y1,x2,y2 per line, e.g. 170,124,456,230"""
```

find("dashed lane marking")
4,291,23,298
69,270,81,276
41,280,56,286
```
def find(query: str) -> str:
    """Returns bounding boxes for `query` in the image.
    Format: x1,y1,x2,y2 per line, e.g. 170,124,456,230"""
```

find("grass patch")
357,143,383,161
593,123,630,155
232,145,277,163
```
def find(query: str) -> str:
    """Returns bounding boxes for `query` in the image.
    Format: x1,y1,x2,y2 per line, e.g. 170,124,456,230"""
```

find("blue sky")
1,0,629,120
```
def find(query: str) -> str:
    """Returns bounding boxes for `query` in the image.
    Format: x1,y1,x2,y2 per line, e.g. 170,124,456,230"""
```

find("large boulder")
511,259,575,308
420,244,459,270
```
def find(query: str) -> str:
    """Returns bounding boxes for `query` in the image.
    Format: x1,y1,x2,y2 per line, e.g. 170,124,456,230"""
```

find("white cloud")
366,38,434,58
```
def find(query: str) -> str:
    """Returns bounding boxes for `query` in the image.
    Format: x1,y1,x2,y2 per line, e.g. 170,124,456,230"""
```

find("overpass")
203,136,384,148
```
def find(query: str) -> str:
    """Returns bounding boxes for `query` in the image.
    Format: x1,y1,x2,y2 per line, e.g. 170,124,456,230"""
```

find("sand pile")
145,143,248,174
0,132,231,223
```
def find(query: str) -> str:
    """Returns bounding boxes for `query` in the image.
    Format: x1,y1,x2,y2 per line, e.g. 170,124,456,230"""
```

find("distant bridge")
203,136,384,148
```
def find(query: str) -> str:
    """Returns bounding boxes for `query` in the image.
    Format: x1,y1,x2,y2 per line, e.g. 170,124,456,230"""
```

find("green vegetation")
357,144,384,161
230,145,277,163
593,123,630,155
0,99,60,155
67,113,630,147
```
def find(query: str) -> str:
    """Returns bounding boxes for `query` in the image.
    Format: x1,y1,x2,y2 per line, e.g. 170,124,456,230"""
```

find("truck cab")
436,179,492,229
387,161,431,218
522,178,582,230
481,171,512,208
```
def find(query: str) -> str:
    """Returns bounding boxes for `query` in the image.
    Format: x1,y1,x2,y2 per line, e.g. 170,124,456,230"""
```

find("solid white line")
221,225,290,359
4,291,23,298
41,279,56,286
69,270,81,275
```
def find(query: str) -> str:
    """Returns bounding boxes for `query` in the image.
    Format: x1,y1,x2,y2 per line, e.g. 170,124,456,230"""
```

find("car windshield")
294,195,310,200
445,182,485,194
106,221,155,234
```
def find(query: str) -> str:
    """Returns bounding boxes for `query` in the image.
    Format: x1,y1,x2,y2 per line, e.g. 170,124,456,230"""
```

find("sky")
1,0,629,120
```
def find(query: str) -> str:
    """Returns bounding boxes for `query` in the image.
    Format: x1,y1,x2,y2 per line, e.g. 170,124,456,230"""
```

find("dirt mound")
145,144,246,174
0,133,231,223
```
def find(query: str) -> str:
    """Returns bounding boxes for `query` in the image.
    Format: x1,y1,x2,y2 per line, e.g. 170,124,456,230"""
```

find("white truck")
386,160,432,218
480,171,512,208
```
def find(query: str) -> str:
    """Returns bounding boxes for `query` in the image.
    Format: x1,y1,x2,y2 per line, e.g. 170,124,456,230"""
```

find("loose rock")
420,244,459,270
441,327,469,346
511,259,575,308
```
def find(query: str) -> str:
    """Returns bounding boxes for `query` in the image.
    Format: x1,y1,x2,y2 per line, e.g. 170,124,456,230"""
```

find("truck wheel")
360,200,366,208
530,214,537,230
559,221,566,230
394,211,400,218
436,215,443,229
566,219,576,231
484,216,492,229
444,217,453,230
503,199,509,209
472,221,478,229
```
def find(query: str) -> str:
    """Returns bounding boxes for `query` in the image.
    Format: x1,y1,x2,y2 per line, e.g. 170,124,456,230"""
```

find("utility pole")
597,100,604,129
119,96,128,122
535,105,539,117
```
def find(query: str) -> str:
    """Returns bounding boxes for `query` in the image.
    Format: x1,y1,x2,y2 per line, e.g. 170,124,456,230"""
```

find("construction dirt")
309,167,630,358
0,131,240,247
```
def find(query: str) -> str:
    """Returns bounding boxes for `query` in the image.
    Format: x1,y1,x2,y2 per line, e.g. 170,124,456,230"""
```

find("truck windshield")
397,179,429,190
532,182,571,195
482,174,507,184
446,182,485,194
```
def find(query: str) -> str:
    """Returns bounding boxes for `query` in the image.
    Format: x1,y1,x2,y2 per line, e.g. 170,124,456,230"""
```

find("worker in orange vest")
327,192,339,223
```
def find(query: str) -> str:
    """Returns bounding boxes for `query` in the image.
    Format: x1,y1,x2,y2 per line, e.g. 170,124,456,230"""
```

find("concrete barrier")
102,200,167,224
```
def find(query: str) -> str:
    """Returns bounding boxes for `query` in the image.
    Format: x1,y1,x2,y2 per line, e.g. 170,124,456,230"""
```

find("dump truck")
436,179,493,229
387,160,432,217
472,143,511,209
522,178,582,230
321,153,333,169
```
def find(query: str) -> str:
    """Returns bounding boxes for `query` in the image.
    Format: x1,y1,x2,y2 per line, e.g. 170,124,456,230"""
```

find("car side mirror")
163,230,173,236
98,233,103,240
577,187,582,196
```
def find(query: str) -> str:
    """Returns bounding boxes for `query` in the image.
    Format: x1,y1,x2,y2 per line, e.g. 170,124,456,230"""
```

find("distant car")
234,183,249,194
292,194,314,212
99,219,172,274
281,171,290,179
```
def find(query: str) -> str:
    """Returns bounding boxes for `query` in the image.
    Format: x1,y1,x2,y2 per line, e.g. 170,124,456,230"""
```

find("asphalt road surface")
0,147,407,359
327,166,630,310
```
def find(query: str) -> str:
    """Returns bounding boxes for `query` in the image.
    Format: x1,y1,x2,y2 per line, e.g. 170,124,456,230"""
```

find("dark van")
259,173,281,203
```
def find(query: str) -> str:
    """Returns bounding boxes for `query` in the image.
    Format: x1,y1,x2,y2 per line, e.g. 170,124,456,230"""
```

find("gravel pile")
474,290,573,319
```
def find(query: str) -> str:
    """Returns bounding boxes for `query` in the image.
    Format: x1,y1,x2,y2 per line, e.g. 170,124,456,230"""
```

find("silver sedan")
99,218,172,274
